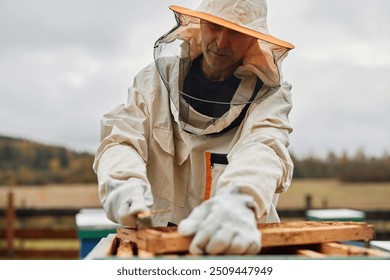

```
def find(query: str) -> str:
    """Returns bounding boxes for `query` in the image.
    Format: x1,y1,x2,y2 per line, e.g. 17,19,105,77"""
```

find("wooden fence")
0,228,78,259
0,192,79,259
1,192,390,259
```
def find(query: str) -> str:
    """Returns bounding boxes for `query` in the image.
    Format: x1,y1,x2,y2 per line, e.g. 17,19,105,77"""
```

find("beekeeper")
93,0,295,255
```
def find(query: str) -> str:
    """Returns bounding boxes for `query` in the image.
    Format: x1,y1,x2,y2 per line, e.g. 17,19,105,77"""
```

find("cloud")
0,0,389,158
267,0,390,157
0,0,201,151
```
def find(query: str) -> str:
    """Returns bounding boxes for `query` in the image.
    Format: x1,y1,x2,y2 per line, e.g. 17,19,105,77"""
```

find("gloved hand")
103,178,153,227
178,187,261,255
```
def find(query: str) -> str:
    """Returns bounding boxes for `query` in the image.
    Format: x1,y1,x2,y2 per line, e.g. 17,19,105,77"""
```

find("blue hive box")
76,208,120,259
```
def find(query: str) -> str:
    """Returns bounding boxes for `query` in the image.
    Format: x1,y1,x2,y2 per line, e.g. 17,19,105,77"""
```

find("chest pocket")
151,126,190,208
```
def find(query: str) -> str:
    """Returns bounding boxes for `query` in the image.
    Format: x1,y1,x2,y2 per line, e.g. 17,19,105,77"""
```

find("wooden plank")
321,242,390,257
13,228,78,239
259,221,374,247
117,227,192,254
295,249,326,258
116,239,134,258
116,221,375,255
137,249,155,258
321,242,361,256
0,249,79,259
1,228,77,239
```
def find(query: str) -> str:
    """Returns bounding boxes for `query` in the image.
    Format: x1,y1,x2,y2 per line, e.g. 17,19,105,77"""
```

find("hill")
0,135,97,185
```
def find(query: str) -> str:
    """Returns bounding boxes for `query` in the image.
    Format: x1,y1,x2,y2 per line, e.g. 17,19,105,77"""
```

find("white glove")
178,187,261,255
103,178,153,227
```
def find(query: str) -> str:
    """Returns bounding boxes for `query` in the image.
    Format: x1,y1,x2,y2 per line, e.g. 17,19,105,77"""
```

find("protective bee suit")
93,0,294,254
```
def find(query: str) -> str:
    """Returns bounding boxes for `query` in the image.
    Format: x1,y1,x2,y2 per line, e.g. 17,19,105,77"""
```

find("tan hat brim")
169,5,294,49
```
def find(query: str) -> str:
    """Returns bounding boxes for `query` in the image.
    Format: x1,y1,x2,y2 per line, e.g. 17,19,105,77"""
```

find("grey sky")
1,0,389,158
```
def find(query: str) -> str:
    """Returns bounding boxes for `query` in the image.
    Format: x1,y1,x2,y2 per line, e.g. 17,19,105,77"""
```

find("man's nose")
215,28,230,49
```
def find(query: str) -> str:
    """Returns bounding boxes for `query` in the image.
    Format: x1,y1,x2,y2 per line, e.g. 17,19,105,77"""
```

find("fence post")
322,197,328,209
305,194,312,210
6,190,15,257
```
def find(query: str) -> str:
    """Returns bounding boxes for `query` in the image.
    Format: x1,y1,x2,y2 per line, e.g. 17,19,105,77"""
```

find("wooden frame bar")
115,221,376,256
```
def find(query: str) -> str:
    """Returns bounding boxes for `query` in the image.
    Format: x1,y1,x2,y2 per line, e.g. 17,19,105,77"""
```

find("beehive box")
75,208,120,258
85,221,390,259
306,209,366,222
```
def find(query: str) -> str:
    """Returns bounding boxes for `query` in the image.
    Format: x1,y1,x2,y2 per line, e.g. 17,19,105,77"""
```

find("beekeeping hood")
154,0,294,135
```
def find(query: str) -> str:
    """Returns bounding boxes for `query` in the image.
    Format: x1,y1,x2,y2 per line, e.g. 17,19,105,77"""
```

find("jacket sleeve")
92,68,152,208
216,82,294,221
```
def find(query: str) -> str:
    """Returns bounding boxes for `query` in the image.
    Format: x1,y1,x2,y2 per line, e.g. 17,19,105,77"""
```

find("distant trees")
1,135,389,185
292,150,390,182
0,136,96,186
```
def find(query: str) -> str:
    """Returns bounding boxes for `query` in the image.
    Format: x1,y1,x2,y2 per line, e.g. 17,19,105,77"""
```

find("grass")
278,179,390,210
1,179,389,211
277,179,390,234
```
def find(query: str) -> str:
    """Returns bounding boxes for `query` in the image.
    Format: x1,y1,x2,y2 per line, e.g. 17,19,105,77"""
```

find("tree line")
0,135,389,186
292,150,390,182
0,135,96,185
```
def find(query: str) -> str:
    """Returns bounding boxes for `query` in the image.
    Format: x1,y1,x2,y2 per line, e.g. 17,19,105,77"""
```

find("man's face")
200,20,256,81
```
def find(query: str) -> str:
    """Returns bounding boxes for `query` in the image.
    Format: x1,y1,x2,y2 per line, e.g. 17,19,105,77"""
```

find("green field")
1,179,390,211
278,179,390,210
